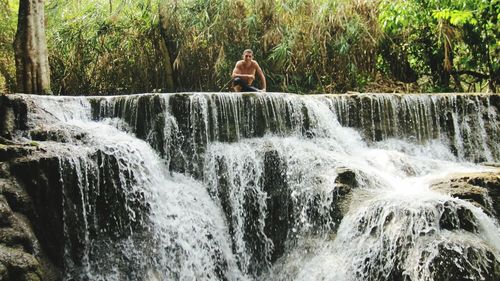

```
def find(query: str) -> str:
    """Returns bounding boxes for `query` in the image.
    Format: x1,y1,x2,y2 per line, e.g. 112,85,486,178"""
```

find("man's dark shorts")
233,77,260,92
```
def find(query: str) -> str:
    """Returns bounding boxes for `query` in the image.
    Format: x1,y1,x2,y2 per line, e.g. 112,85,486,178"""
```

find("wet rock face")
10,148,151,277
210,150,282,275
263,150,291,263
335,167,358,189
439,201,478,232
425,242,500,281
0,133,153,280
10,156,65,269
212,148,358,276
0,145,36,163
347,197,497,281
0,95,28,139
0,149,60,281
431,169,500,218
3,93,500,279
90,93,319,178
29,127,88,143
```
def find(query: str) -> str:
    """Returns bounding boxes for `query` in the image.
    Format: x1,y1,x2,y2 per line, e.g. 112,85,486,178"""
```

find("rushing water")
17,93,500,280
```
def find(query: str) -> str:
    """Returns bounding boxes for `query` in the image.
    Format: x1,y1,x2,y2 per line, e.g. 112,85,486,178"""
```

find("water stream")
18,93,500,280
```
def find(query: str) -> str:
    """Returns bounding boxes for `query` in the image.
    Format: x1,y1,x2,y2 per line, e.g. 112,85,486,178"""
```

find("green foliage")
0,0,18,93
3,0,498,94
42,0,382,94
29,141,39,147
46,0,167,95
378,0,499,92
433,9,477,26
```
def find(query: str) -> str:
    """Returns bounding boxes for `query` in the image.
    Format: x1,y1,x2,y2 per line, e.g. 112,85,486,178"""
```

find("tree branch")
452,70,489,80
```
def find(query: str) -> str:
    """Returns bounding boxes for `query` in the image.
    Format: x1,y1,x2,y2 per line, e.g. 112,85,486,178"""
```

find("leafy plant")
0,0,18,93
378,0,499,92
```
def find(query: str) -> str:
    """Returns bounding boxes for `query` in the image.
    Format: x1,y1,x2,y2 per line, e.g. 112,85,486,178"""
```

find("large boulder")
430,167,500,219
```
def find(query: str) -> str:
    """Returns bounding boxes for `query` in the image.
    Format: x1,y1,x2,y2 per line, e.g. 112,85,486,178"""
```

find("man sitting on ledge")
232,49,267,92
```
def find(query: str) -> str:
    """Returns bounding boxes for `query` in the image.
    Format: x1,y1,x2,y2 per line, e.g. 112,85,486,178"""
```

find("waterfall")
90,93,500,165
13,92,500,280
329,93,500,162
21,95,247,280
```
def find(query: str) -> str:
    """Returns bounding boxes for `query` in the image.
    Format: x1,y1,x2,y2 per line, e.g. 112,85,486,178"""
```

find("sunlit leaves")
433,9,477,26
378,0,498,92
378,0,420,33
0,0,18,92
269,41,291,69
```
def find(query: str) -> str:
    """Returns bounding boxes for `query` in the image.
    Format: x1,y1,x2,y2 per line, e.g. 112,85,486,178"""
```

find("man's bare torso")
235,60,257,85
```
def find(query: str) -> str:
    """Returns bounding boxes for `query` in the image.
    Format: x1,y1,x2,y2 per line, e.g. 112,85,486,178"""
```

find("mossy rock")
0,244,39,273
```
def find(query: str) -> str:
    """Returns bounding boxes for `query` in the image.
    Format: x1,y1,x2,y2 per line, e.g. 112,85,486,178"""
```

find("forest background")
0,0,498,95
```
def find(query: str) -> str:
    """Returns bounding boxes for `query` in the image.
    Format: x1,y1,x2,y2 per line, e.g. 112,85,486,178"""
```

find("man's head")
242,49,253,61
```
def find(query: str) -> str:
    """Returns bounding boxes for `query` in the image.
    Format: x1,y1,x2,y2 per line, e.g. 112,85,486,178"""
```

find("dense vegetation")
0,0,17,92
0,0,498,94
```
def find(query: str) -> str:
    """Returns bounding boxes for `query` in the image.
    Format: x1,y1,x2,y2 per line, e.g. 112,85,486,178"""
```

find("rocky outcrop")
0,95,28,139
423,240,500,281
9,145,152,279
431,167,500,219
262,150,291,265
0,132,153,281
0,144,60,281
428,167,500,280
304,167,357,235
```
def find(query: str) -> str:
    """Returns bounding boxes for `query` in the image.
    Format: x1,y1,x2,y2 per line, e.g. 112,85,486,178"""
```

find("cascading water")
14,92,500,280
22,95,247,280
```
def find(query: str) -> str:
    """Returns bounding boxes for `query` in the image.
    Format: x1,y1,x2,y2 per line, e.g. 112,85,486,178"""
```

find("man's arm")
255,62,266,91
232,62,255,79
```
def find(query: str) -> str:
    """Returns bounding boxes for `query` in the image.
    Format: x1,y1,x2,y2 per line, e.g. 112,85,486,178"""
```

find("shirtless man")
231,49,266,92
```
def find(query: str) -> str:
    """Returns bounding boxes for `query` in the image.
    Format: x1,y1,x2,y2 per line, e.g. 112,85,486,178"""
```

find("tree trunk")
485,43,496,93
159,1,179,91
14,0,51,95
158,37,175,92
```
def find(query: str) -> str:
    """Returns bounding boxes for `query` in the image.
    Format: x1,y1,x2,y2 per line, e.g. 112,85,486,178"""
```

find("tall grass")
46,0,167,95
3,0,493,94
159,0,380,93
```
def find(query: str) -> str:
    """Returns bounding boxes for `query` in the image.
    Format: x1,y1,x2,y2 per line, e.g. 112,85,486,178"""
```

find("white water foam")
20,93,500,281
22,95,248,280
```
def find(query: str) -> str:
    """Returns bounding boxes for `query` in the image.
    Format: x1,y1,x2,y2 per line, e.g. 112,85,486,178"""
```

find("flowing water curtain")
88,92,500,170
323,93,500,162
60,93,500,280
58,149,154,280
10,92,500,280
26,92,500,279
278,194,500,281
22,95,247,280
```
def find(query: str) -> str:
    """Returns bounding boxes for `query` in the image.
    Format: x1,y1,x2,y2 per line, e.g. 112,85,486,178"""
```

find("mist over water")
18,93,500,280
